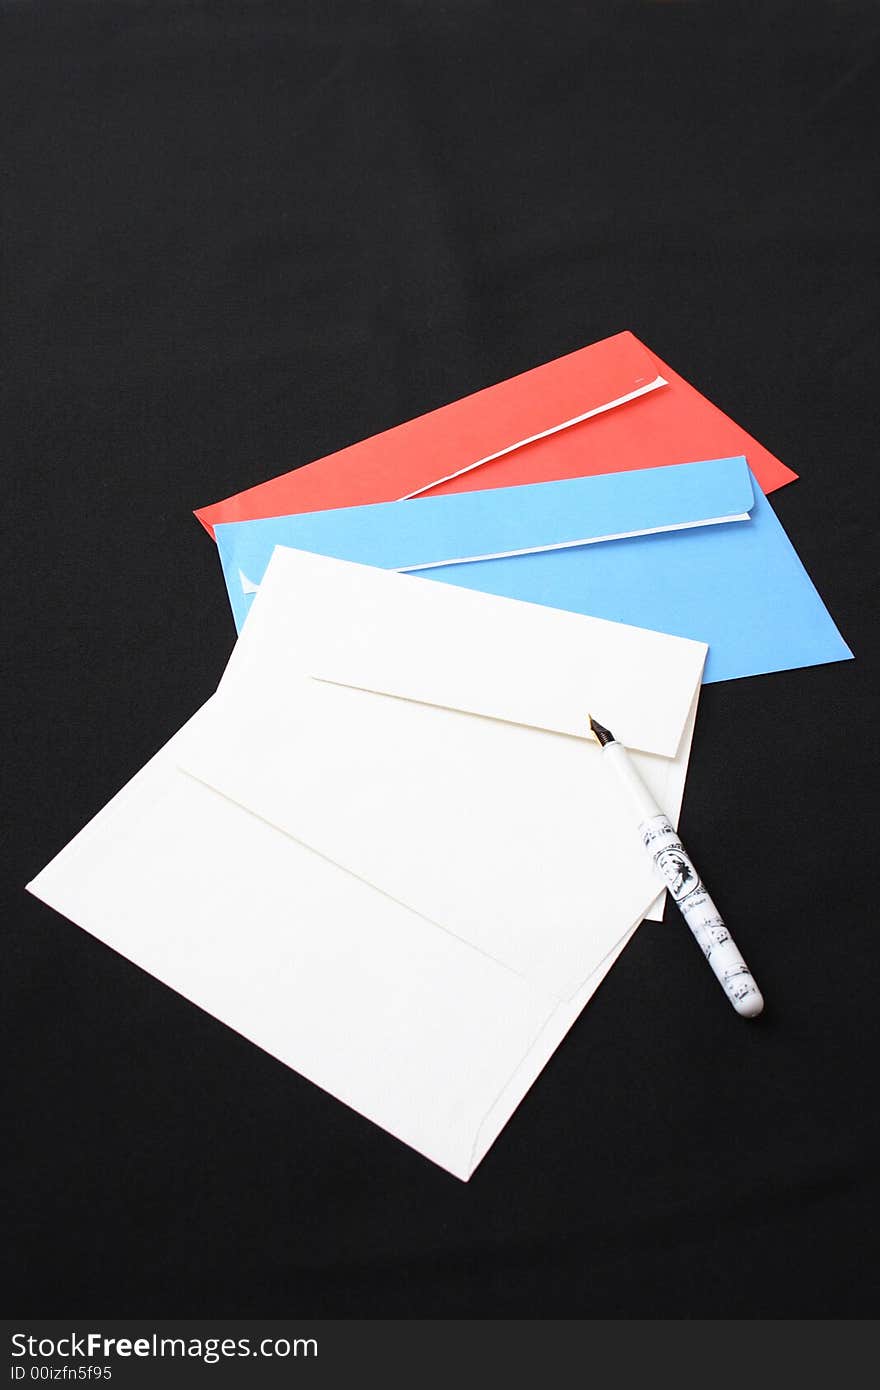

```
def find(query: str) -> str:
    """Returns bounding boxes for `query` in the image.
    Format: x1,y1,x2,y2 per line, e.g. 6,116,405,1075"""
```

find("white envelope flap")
225,546,707,759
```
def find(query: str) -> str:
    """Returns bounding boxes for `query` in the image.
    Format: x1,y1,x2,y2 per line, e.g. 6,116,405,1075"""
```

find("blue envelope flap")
216,456,754,609
212,456,851,685
399,455,756,570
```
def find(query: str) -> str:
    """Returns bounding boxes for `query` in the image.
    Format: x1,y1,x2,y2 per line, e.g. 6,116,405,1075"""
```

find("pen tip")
588,715,615,746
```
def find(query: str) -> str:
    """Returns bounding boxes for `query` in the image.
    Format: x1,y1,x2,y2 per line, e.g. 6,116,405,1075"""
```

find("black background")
3,0,878,1318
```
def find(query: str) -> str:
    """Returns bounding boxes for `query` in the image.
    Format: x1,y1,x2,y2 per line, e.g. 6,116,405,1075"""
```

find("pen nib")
588,715,616,746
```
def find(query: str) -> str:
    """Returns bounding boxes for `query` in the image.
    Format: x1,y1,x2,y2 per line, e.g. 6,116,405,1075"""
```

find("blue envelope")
212,456,852,684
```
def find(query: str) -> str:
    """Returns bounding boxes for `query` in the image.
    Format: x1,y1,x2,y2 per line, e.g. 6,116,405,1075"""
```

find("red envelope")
195,331,797,537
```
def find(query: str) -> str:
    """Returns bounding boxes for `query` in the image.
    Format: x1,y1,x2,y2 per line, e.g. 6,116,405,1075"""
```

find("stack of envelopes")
28,331,852,1179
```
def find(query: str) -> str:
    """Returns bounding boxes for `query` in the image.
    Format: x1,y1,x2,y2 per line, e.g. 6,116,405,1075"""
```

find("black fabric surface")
3,0,878,1317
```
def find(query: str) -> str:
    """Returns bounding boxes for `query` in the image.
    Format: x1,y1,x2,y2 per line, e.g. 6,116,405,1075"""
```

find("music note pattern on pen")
639,813,763,1011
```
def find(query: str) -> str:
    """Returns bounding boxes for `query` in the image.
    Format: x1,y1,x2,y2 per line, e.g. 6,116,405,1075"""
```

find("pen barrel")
639,813,763,1018
602,740,660,821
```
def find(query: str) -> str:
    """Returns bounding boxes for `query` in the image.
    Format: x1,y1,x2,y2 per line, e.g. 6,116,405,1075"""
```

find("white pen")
589,715,764,1018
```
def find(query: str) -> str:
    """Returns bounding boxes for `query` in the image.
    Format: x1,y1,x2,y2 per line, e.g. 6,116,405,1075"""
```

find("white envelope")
27,550,705,1179
182,548,706,998
28,713,629,1180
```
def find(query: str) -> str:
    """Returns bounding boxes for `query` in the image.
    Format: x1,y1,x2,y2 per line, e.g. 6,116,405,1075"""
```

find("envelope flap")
197,332,666,532
216,457,755,592
230,547,707,759
401,454,756,569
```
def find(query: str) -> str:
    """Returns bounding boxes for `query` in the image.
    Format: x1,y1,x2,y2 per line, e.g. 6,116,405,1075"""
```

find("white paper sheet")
180,548,705,999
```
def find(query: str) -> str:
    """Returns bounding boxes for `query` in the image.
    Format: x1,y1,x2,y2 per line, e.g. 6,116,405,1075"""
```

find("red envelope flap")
195,331,797,536
427,337,798,501
196,332,662,535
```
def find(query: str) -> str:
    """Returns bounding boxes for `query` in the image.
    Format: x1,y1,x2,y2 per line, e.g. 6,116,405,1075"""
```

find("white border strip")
395,512,751,573
397,375,667,501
